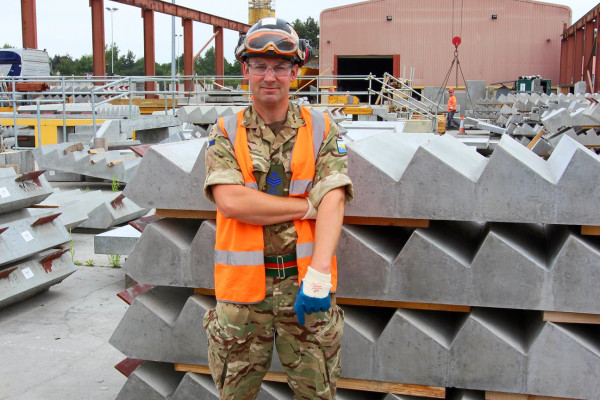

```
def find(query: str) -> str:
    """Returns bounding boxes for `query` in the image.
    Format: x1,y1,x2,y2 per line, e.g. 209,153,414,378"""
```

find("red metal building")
319,0,571,90
560,3,600,92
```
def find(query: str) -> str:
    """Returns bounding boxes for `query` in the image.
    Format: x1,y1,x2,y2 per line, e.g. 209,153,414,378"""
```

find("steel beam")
182,19,193,92
214,26,224,86
90,0,107,79
110,0,249,32
21,0,37,49
574,27,585,83
143,8,157,98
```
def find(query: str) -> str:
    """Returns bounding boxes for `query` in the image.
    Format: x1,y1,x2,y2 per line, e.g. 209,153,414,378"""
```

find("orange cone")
458,115,466,134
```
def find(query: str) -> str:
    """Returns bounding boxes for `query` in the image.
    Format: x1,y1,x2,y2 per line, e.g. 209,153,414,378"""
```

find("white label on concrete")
49,170,56,176
0,187,9,198
22,267,34,279
21,230,33,242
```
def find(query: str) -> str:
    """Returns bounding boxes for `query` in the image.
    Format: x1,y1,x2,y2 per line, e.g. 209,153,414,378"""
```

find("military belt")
264,254,298,278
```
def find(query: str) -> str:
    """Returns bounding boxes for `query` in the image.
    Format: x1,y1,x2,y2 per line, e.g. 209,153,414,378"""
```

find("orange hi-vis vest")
214,106,338,304
447,95,457,112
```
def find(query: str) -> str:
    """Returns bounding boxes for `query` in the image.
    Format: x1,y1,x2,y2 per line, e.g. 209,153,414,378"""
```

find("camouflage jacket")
204,103,353,257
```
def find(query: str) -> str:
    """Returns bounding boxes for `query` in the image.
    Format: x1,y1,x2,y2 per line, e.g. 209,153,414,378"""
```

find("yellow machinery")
248,0,275,25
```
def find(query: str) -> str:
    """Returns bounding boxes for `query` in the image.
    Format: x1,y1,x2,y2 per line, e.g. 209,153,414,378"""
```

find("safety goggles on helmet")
244,29,300,57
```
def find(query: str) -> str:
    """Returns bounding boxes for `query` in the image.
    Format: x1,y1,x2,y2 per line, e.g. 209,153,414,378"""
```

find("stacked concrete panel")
0,168,76,309
112,125,600,399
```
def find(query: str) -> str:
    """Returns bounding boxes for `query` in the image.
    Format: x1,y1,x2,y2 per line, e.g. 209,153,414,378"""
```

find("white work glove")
301,198,317,220
293,266,333,325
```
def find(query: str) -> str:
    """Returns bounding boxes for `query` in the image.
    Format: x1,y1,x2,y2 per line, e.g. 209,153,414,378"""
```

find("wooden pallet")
193,288,469,312
581,225,600,236
155,209,429,228
485,390,581,400
174,364,445,398
543,311,600,325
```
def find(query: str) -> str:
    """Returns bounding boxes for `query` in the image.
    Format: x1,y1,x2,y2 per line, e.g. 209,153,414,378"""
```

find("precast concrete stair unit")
0,249,76,308
117,360,449,400
33,142,141,183
111,287,600,399
0,169,76,308
0,209,71,266
113,122,600,398
76,190,149,230
123,219,600,315
0,168,53,214
124,133,600,225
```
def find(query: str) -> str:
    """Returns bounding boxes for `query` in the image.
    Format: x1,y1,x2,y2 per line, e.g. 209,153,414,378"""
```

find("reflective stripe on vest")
214,106,337,303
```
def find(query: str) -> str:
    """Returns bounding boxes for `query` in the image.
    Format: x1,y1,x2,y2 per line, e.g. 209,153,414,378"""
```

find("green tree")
3,44,13,49
292,16,319,49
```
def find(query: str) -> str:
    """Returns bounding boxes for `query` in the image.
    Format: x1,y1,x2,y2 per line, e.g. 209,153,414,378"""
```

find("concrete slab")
94,225,142,255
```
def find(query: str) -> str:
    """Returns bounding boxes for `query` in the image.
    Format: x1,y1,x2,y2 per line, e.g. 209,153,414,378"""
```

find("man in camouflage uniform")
203,17,353,400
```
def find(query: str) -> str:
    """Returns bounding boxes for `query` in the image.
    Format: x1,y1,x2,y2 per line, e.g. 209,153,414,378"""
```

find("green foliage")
3,44,13,49
74,261,83,266
292,16,320,49
68,228,75,262
112,175,120,193
108,254,121,268
49,45,239,78
85,259,95,267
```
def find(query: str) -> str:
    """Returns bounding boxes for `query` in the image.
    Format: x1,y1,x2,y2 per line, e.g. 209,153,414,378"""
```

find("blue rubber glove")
293,266,332,325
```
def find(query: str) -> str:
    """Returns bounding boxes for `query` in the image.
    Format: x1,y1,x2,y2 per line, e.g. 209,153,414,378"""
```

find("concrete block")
476,135,555,222
0,249,77,309
550,136,600,225
95,119,126,141
0,149,35,173
573,80,587,95
526,323,600,399
122,138,213,211
94,225,141,255
124,219,212,287
530,137,552,156
115,361,184,400
448,308,532,393
541,108,570,133
476,121,507,135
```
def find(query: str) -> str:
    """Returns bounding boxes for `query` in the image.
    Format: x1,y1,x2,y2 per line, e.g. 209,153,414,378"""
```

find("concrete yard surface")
0,265,128,400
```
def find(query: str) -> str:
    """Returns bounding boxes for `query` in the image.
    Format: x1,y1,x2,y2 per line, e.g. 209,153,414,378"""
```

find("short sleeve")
203,123,245,203
309,120,354,208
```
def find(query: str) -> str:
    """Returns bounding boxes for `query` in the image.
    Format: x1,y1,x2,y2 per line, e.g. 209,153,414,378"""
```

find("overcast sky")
0,0,595,64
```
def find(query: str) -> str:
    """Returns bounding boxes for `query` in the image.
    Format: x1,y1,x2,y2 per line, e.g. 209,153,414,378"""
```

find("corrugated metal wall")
560,3,600,91
319,0,571,87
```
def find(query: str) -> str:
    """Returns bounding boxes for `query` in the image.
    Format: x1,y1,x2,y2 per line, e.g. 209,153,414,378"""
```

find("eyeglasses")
247,62,293,77
245,29,298,56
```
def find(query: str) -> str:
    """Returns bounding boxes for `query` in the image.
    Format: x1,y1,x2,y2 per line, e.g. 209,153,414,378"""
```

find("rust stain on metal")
39,249,70,273
115,358,147,377
0,267,18,280
129,214,162,232
15,170,46,187
111,193,126,210
30,213,62,227
117,284,155,305
0,227,8,235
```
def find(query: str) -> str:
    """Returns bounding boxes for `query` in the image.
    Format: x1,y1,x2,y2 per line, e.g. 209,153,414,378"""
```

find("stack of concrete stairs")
0,168,76,308
468,92,600,154
33,142,141,183
111,131,600,399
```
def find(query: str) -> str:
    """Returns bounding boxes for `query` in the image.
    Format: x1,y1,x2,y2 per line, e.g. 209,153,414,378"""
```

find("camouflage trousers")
203,274,344,400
